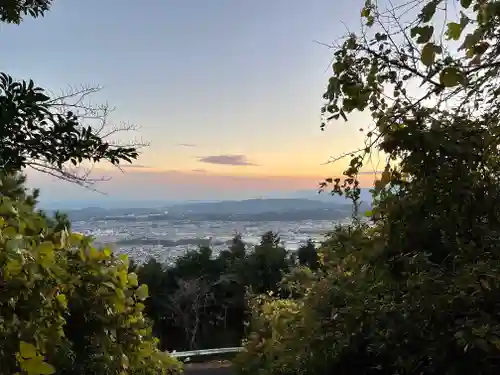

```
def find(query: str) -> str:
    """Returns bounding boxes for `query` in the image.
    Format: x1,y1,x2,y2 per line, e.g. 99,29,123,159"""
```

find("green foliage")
0,73,139,175
135,231,299,352
0,0,52,24
244,232,291,295
297,239,319,270
0,172,39,208
236,0,500,374
0,1,178,373
0,194,182,375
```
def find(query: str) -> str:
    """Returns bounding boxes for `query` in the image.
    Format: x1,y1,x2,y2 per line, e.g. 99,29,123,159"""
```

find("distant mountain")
165,198,345,215
62,198,362,222
38,199,180,210
39,189,373,211
273,188,373,204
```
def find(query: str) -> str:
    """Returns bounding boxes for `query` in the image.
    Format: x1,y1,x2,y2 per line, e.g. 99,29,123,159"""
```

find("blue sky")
1,0,373,201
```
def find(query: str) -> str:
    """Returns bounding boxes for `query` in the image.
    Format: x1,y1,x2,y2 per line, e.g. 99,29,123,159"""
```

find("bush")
235,225,500,375
0,196,182,375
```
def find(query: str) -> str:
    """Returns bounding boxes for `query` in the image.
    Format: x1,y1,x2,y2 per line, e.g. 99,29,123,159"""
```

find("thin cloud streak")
357,170,383,175
118,164,151,169
198,154,259,166
178,143,197,147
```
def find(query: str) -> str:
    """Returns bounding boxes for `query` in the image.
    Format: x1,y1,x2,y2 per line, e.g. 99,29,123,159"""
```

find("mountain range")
57,195,371,223
39,188,373,211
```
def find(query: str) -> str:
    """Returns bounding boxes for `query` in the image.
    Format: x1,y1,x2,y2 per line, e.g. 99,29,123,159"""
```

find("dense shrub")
235,0,500,373
0,195,182,375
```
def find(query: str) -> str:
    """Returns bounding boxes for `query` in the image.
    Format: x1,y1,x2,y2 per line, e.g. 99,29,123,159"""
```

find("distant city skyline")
3,0,376,200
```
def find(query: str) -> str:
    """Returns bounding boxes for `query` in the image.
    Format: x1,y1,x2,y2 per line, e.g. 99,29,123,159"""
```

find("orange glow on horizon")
89,166,378,188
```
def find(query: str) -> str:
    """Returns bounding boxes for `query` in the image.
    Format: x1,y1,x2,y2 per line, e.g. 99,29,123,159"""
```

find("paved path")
184,364,233,375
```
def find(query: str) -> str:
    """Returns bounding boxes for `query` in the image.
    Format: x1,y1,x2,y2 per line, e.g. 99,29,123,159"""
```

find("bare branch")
26,84,151,187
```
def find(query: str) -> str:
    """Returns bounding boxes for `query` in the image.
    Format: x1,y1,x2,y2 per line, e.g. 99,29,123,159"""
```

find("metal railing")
169,347,245,359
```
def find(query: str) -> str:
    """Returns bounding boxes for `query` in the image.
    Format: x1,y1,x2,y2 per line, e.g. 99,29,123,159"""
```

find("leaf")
21,358,55,375
19,341,37,359
411,26,434,44
38,241,54,256
5,238,23,253
128,272,138,287
421,43,439,66
135,284,149,301
56,293,67,309
119,253,129,266
103,281,116,290
3,226,18,237
115,288,126,300
460,31,483,52
103,247,112,257
460,0,472,8
70,233,84,244
446,22,463,40
439,67,464,87
421,1,437,23
5,259,23,277
118,270,128,286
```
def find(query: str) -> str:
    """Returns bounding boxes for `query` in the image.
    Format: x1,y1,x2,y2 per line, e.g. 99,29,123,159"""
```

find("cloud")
357,170,384,175
119,164,151,169
198,154,259,166
178,143,197,147
191,168,207,173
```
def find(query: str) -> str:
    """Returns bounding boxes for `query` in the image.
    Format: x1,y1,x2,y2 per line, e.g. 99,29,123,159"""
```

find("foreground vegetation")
0,176,181,374
231,0,500,374
3,0,500,374
0,1,181,374
132,235,318,351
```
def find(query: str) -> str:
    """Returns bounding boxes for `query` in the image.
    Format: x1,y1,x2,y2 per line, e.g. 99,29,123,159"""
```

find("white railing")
169,347,244,359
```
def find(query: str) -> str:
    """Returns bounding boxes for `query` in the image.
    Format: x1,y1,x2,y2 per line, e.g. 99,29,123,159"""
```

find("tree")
0,172,39,207
0,193,182,375
297,239,318,270
237,0,500,374
219,233,246,265
0,0,52,24
0,171,71,232
0,1,181,374
0,1,146,187
168,277,215,350
245,232,291,295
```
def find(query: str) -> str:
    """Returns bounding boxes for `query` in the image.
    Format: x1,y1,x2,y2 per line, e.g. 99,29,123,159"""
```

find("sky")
0,0,378,202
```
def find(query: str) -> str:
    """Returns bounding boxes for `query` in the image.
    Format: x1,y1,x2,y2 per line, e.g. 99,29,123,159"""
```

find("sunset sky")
2,0,379,201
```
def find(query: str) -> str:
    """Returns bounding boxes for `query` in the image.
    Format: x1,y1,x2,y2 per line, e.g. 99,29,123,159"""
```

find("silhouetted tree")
297,239,319,270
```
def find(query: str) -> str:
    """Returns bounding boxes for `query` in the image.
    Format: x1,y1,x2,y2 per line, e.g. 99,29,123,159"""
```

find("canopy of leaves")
0,191,182,375
0,0,52,24
134,230,298,352
234,0,500,374
0,74,139,176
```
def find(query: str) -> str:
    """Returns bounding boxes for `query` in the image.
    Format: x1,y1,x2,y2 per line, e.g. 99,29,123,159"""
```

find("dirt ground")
183,362,233,375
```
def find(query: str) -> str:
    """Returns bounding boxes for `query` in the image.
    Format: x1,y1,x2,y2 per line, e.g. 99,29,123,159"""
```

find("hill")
60,198,363,222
